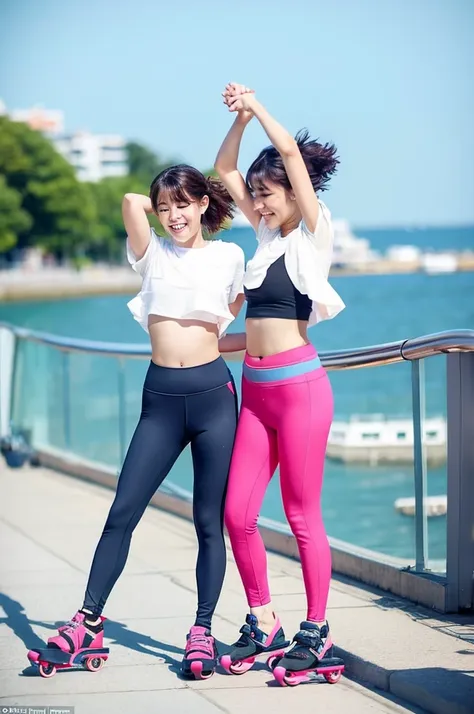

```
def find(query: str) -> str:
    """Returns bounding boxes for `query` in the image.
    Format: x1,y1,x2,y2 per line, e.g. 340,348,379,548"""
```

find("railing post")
117,359,126,464
411,359,428,571
62,351,71,449
446,352,474,612
0,326,16,438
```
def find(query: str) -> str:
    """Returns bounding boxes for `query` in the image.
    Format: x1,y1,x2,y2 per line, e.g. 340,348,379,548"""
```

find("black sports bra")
244,254,312,321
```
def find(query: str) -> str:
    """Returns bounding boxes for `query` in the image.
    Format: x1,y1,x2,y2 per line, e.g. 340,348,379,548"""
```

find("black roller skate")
272,621,344,687
181,625,217,680
220,613,290,675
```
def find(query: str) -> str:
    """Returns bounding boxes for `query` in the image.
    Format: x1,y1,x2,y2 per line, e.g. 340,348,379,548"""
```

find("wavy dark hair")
246,129,339,195
149,164,235,235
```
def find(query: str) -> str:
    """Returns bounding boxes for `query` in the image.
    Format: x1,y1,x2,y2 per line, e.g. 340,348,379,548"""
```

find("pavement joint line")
190,686,230,713
0,515,86,573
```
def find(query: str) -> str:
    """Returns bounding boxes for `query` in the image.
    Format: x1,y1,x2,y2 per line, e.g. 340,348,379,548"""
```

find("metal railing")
1,321,473,612
3,322,473,364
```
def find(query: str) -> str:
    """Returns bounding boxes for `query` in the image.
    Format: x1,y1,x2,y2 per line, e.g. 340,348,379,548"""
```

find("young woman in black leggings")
29,165,246,679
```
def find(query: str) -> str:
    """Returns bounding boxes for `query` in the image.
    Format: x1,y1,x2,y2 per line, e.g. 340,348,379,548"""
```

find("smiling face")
156,191,209,245
251,180,301,233
149,165,214,247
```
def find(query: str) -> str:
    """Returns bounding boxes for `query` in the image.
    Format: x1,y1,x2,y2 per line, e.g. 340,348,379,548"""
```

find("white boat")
386,245,421,263
421,252,457,274
331,219,380,266
394,495,447,517
327,414,446,465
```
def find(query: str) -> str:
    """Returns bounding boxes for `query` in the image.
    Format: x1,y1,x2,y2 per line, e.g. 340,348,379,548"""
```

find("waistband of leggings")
144,356,231,395
244,342,317,369
243,356,322,383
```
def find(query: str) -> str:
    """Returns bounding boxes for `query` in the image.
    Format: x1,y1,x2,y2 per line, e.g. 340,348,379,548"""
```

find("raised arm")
122,193,154,260
214,89,260,232
225,86,320,234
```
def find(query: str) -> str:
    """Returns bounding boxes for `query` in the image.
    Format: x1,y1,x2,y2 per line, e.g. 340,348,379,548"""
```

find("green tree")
86,175,150,261
0,116,96,260
0,176,32,253
126,141,175,184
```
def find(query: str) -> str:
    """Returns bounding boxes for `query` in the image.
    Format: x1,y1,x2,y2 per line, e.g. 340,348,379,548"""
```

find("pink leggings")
224,344,333,622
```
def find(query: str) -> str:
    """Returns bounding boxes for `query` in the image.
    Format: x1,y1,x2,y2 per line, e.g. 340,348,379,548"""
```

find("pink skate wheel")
85,657,105,672
38,662,56,678
190,660,203,677
220,654,232,673
190,660,213,680
220,654,254,675
266,652,283,670
273,665,288,687
324,669,342,684
273,665,300,687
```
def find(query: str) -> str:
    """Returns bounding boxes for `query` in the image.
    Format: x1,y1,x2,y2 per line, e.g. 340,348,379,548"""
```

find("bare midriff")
148,315,220,368
245,317,310,358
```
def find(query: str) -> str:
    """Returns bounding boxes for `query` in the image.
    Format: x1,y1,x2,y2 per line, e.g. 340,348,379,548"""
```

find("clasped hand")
222,82,256,114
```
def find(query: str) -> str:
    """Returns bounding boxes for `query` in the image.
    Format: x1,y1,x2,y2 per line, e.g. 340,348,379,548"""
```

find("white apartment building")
1,99,128,182
53,132,128,182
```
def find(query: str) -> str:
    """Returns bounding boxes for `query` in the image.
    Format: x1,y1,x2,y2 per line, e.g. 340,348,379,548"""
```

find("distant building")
0,100,65,135
53,132,128,182
0,99,128,182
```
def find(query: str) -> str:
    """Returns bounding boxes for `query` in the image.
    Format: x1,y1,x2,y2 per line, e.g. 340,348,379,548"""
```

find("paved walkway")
1,461,473,714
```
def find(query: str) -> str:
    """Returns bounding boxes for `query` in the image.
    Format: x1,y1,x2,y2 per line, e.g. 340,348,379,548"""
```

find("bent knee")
104,501,143,533
225,504,258,538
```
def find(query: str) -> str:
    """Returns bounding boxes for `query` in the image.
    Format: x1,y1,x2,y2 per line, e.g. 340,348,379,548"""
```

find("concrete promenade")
1,461,473,714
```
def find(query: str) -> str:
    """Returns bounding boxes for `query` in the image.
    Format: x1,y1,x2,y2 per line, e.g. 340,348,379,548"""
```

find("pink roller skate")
271,621,344,687
181,625,217,680
27,610,109,678
220,614,289,675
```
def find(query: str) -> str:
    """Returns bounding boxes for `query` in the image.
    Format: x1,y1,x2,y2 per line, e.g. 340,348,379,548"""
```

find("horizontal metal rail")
1,321,473,369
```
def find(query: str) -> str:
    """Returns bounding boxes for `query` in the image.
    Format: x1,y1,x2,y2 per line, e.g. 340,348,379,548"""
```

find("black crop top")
244,254,312,321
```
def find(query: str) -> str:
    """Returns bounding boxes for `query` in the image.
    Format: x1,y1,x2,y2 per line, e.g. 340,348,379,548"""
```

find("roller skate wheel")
230,657,254,675
273,666,300,687
220,653,254,675
38,662,56,678
266,654,280,670
190,660,214,680
85,656,105,672
324,669,342,684
199,671,214,680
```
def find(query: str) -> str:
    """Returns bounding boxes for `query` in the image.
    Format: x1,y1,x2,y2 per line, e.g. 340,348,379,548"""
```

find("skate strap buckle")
294,630,321,648
238,622,267,645
239,624,252,636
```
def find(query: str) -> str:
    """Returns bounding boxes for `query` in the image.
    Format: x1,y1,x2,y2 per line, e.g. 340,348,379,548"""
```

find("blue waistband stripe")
243,355,322,383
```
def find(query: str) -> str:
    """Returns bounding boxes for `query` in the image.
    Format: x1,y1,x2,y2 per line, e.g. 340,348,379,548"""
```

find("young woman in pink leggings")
214,82,345,678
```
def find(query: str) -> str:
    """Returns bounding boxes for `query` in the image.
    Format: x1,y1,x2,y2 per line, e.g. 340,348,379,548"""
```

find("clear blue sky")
1,0,473,227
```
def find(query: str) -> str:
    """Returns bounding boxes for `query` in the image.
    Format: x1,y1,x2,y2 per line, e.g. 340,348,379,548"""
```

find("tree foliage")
0,175,32,252
126,141,176,185
0,117,97,258
0,117,201,260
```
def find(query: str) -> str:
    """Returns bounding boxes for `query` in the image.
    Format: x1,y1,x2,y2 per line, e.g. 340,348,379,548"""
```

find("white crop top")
127,228,245,337
243,199,345,326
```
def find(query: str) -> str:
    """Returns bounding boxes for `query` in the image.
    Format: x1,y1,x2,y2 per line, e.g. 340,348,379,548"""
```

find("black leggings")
83,356,237,629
